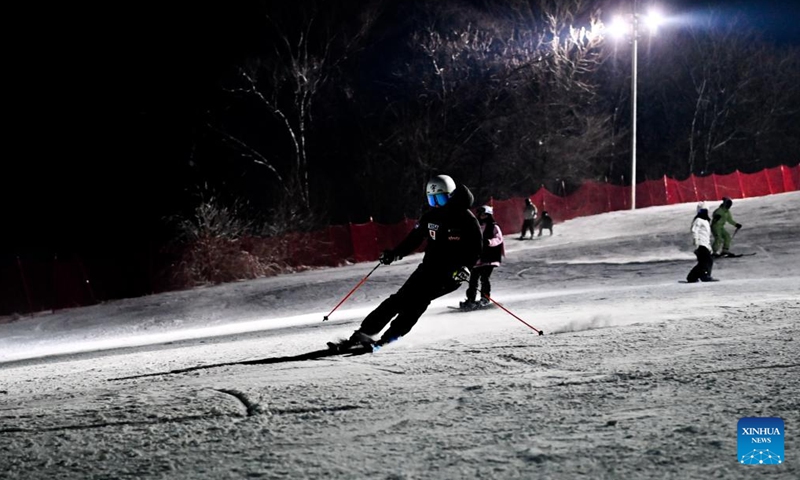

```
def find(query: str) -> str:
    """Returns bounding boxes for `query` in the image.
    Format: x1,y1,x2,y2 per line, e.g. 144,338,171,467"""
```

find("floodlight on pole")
609,2,663,210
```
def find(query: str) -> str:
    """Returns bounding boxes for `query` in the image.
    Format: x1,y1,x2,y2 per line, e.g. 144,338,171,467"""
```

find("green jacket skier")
711,197,742,255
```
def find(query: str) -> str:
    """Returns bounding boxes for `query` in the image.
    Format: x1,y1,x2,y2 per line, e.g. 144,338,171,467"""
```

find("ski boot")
372,335,400,352
459,299,478,311
327,330,376,352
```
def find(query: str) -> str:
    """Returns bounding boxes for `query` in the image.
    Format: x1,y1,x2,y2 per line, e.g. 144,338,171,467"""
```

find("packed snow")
1,192,799,479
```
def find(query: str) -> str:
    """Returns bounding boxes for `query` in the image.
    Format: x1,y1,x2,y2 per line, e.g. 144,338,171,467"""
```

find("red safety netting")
491,197,524,235
283,232,335,267
740,170,772,198
714,172,743,200
694,174,719,202
375,221,414,253
785,164,800,191
634,181,650,209
326,225,354,263
7,164,798,316
671,177,699,204
765,166,785,194
349,221,380,263
538,189,569,221
565,181,611,218
664,176,683,204
608,185,630,211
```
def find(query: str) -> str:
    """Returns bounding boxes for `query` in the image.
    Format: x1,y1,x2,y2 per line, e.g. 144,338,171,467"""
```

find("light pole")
609,2,663,210
630,8,639,210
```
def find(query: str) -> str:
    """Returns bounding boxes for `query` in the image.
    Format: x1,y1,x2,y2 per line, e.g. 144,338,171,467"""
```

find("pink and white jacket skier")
476,208,504,267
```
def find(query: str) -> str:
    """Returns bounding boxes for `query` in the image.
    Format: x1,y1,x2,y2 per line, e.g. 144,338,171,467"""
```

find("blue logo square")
738,417,784,465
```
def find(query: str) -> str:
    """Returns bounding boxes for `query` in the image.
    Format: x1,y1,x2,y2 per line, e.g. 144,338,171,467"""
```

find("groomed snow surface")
2,192,799,479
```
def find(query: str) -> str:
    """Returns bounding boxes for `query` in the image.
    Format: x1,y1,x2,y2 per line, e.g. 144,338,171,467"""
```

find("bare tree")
216,1,382,213
365,0,611,209
650,12,800,175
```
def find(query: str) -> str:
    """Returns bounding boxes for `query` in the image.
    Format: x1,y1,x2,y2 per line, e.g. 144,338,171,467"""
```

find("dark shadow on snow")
108,346,374,381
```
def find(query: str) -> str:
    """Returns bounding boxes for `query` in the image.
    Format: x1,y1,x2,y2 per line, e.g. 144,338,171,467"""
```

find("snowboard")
713,252,756,258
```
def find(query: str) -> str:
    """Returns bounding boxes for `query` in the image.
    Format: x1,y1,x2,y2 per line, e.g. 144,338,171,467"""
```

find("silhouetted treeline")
181,0,799,229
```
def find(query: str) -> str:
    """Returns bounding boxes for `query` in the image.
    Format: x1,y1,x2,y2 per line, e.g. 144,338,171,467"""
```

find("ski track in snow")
1,192,799,479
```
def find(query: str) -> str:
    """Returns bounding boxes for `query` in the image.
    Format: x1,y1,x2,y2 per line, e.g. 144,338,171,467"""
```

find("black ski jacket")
392,184,482,276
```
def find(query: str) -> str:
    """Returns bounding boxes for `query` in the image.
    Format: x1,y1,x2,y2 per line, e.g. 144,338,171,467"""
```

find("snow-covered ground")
1,192,798,479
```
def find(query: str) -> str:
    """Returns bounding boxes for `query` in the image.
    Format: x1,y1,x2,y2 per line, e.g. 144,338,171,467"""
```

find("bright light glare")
644,9,665,34
607,15,630,39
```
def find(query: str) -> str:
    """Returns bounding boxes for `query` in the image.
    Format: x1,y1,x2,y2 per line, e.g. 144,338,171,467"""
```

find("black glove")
379,250,396,265
452,266,470,283
483,238,490,248
735,223,742,229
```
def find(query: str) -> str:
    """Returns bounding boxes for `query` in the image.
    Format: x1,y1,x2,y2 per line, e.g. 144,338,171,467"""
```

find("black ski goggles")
427,193,450,207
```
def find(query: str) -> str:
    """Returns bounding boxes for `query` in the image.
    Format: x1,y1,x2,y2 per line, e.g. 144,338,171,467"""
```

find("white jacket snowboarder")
687,203,716,283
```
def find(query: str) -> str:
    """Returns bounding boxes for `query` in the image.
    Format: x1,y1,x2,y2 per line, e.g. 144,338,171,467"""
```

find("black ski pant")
520,219,535,238
466,265,495,302
687,246,714,282
359,265,461,342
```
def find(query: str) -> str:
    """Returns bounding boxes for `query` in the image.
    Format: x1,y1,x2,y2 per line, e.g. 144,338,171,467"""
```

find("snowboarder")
329,174,482,351
687,202,716,283
711,197,742,257
535,211,553,236
460,205,504,310
519,198,537,239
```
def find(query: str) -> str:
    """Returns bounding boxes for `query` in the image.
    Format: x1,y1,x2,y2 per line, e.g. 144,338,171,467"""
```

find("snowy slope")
1,192,799,479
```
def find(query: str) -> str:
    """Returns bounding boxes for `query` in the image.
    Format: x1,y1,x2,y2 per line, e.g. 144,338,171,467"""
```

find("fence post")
736,170,746,198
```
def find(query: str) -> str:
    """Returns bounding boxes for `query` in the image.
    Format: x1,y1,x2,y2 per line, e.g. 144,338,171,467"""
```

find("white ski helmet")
478,205,493,215
426,174,456,207
696,201,707,214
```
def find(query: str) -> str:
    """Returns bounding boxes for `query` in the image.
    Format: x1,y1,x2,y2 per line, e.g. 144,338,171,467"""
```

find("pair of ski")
325,342,377,355
326,334,385,354
447,302,495,312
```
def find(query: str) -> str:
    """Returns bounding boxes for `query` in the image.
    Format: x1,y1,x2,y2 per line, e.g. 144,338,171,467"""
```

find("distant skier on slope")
687,202,717,283
535,211,554,236
460,205,504,310
518,198,537,239
711,196,742,257
328,174,482,351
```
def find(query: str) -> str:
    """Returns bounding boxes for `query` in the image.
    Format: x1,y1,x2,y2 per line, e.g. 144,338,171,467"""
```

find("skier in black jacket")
330,174,482,351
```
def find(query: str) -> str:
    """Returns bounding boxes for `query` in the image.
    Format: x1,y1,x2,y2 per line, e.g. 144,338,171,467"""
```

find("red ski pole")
323,262,381,321
483,294,544,335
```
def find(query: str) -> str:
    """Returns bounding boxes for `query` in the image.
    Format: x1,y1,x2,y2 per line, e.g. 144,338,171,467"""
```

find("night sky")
7,3,264,253
5,0,798,256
